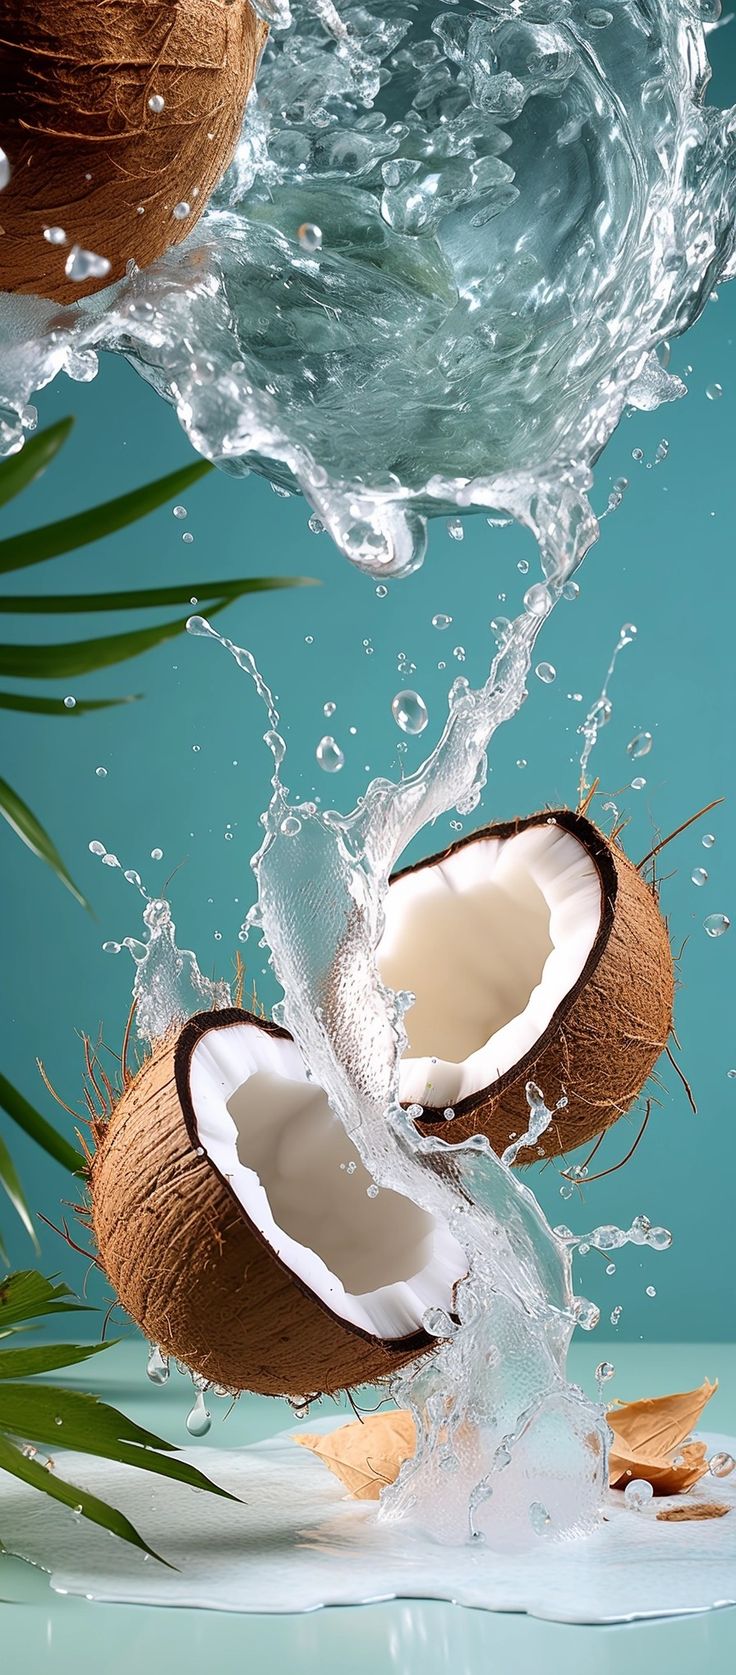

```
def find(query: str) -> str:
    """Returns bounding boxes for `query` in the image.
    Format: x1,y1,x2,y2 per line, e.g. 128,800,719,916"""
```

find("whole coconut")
0,0,266,303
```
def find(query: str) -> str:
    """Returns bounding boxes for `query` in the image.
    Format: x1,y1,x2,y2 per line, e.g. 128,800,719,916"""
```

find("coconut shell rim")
173,1007,435,1361
387,808,618,1123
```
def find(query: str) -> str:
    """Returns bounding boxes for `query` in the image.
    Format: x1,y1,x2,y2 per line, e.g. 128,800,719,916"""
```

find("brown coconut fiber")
0,1,266,303
89,1010,432,1399
398,810,675,1161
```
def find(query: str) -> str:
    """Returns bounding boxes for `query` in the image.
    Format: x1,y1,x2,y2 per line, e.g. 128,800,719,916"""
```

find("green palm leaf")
0,458,213,576
0,1134,37,1250
0,1272,89,1333
0,1074,86,1176
0,691,139,716
0,605,236,680
0,1341,109,1381
0,419,74,511
0,1432,169,1564
0,574,317,613
0,778,86,906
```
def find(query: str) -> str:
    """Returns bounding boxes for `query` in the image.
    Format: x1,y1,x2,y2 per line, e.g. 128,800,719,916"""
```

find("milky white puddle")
3,1426,735,1623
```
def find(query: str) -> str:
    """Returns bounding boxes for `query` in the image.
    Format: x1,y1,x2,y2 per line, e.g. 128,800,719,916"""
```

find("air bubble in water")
627,731,653,758
316,735,344,772
704,913,730,938
624,1479,653,1512
297,222,323,253
186,1390,212,1437
64,245,111,283
535,662,556,684
691,867,708,886
391,690,429,735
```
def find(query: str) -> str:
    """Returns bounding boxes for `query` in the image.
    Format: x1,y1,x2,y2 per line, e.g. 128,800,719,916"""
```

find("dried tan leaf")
295,1410,416,1501
657,1501,730,1522
607,1378,717,1494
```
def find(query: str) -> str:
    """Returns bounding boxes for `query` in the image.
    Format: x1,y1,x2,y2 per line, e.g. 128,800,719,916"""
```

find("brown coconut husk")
394,810,675,1161
0,1,266,303
89,1008,433,1398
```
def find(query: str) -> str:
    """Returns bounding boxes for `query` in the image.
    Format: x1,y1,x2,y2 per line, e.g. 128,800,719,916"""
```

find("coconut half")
91,1010,466,1397
378,810,674,1158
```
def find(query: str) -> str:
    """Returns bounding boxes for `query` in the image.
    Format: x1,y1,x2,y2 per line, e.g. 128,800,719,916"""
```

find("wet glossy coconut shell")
0,1,266,303
89,1011,432,1398
400,811,675,1160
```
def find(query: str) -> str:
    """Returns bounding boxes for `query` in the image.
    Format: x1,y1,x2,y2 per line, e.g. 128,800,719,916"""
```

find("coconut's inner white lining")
189,1024,466,1339
378,823,603,1108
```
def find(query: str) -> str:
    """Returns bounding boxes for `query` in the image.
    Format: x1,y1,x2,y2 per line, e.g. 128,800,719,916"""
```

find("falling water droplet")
645,1285,657,1298
627,731,653,758
535,661,556,684
151,847,163,860
432,613,452,630
702,833,716,848
704,913,730,938
706,382,723,401
102,941,121,954
63,695,76,709
447,519,464,541
691,867,708,886
375,584,388,598
595,1361,615,1387
173,504,188,519
64,245,111,283
95,766,107,778
186,1390,211,1437
391,690,429,735
316,736,344,773
297,222,323,253
146,1345,170,1385
631,776,646,791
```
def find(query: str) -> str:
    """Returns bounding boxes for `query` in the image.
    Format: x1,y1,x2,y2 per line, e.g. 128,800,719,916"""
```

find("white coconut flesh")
378,822,604,1110
189,1022,467,1341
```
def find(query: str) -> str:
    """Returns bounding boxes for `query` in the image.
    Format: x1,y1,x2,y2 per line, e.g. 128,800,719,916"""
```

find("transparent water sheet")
3,1425,735,1624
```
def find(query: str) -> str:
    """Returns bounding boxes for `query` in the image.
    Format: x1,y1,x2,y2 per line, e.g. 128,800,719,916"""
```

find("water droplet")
704,913,730,938
453,646,466,662
627,731,653,759
150,847,163,860
95,766,107,778
146,1345,170,1385
645,1285,657,1297
43,226,67,246
691,867,708,886
297,222,323,253
447,519,464,541
517,560,529,575
529,1501,552,1535
366,1183,380,1199
562,580,580,602
375,584,388,598
316,736,344,773
524,583,552,617
182,531,194,544
702,833,716,848
632,447,644,462
631,776,646,791
516,758,527,769
308,514,324,534
186,1390,211,1437
64,245,111,283
172,201,191,221
345,1160,357,1176
728,1069,736,1080
606,1262,616,1275
624,1479,653,1511
280,815,302,836
610,1305,623,1326
595,1360,615,1385
63,695,76,709
559,1181,574,1200
709,1451,735,1479
148,93,165,113
706,382,723,401
535,661,556,684
432,613,452,630
173,505,188,519
322,702,336,720
391,689,428,735
0,147,10,190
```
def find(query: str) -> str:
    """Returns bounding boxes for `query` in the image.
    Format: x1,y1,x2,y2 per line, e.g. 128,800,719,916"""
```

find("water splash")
1,3,734,578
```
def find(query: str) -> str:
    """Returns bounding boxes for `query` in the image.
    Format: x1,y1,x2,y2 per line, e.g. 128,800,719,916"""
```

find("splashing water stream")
5,1,734,1552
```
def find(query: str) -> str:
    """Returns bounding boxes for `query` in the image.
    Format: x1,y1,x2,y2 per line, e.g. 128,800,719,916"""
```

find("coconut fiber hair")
0,0,266,302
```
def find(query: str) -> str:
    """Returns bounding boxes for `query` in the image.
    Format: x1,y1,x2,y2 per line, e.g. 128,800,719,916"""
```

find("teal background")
1,37,734,1355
